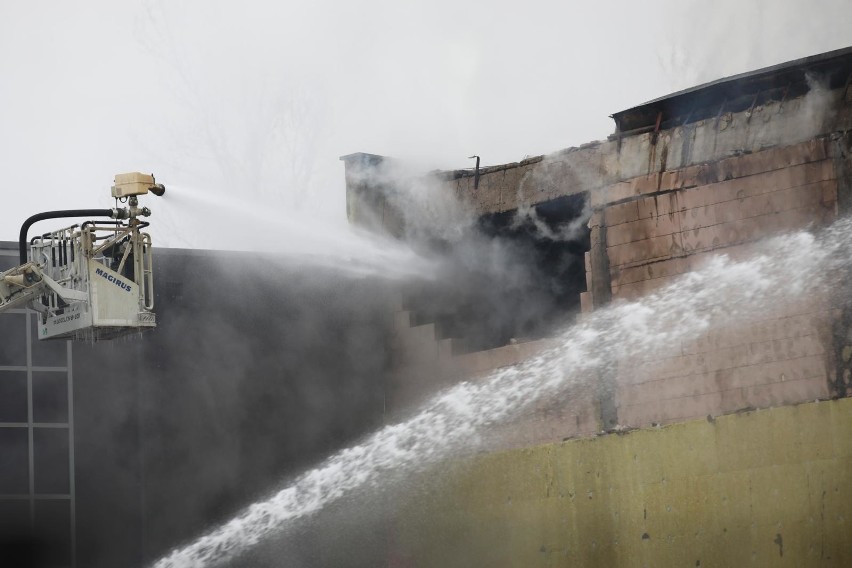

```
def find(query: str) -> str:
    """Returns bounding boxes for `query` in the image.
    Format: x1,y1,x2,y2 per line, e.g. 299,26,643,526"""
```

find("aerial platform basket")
0,172,165,341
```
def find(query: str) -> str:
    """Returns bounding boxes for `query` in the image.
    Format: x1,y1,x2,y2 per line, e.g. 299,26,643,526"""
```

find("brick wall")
593,138,838,427
391,136,846,438
387,303,599,445
357,60,852,445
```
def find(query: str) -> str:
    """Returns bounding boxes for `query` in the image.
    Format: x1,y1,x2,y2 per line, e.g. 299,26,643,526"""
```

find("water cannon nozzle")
112,172,165,198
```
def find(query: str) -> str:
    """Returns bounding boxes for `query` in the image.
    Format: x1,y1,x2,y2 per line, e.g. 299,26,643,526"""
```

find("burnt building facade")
342,46,852,567
342,46,852,445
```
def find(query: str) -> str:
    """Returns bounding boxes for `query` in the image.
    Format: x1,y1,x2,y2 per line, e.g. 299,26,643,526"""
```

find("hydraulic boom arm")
0,262,88,313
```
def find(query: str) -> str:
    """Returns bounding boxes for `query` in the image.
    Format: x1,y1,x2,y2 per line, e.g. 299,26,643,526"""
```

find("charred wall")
342,46,852,445
397,192,590,356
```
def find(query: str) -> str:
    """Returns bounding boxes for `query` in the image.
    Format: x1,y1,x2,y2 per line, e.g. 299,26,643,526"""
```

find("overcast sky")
1,0,850,248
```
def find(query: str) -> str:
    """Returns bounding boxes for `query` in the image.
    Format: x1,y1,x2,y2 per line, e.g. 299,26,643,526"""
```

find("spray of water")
154,183,438,280
152,217,852,568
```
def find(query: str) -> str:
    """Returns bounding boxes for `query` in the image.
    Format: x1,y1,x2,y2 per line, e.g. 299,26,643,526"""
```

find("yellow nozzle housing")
112,172,160,198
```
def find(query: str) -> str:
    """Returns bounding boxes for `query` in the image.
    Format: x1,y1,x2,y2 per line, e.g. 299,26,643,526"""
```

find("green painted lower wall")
397,398,852,567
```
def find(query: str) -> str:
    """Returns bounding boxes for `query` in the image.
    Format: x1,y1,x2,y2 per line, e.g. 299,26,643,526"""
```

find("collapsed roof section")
611,46,852,138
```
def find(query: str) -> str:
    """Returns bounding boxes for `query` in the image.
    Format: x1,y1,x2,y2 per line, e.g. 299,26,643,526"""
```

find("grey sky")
1,0,850,248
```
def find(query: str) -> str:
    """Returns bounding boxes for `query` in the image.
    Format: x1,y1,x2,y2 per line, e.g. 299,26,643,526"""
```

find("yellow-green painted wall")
397,398,852,567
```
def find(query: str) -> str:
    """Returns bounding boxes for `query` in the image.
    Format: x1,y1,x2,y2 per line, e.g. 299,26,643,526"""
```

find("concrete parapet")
394,397,852,567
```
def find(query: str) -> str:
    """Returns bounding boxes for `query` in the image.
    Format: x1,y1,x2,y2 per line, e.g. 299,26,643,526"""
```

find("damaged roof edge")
339,151,549,180
437,155,545,181
612,45,852,135
341,47,852,180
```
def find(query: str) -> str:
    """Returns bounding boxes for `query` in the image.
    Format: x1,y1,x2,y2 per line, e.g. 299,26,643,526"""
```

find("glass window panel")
0,429,29,494
0,499,30,533
0,371,28,423
32,372,68,424
0,314,27,366
30,315,66,367
33,428,69,494
0,499,37,568
34,499,71,566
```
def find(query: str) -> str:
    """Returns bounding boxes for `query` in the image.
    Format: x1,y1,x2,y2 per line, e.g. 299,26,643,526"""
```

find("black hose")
19,209,113,265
